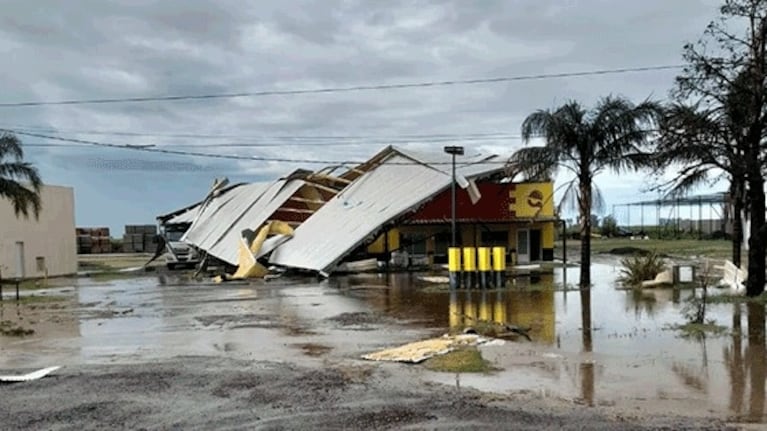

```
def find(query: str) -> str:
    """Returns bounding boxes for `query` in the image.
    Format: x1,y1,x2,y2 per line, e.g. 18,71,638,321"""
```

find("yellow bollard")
449,290,460,329
492,246,507,288
477,247,491,289
479,290,490,322
493,290,507,324
463,290,476,325
448,247,461,289
462,247,477,289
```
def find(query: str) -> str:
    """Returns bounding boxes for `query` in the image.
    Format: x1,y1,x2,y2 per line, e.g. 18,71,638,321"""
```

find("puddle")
0,262,764,423
330,263,767,423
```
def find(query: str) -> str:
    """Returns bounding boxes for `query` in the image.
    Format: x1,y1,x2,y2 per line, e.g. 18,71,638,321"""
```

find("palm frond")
0,178,42,219
557,178,579,215
591,184,606,214
664,167,712,198
0,162,42,190
592,96,662,173
505,146,559,180
0,133,24,161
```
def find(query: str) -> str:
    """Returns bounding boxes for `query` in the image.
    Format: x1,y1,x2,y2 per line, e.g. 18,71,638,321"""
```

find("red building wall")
406,183,517,223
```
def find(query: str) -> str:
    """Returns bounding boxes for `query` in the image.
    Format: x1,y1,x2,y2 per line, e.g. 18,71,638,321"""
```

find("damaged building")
157,146,557,278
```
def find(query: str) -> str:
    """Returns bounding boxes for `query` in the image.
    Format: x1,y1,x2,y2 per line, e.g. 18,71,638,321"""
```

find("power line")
21,135,522,148
0,65,683,108
6,129,512,166
2,124,523,140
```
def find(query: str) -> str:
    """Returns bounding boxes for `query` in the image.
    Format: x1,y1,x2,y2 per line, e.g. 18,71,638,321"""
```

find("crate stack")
123,225,159,253
76,227,111,254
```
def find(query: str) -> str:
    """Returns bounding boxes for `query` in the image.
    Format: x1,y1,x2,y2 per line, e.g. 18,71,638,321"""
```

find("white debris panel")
181,179,305,266
268,148,505,274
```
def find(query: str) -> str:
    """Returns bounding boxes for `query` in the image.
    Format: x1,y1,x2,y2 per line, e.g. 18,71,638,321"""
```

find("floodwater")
331,260,767,423
0,260,765,423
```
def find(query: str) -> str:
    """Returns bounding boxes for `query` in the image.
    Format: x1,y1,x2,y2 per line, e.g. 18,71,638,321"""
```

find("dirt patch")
0,357,735,430
337,407,436,429
284,325,319,336
195,313,277,329
295,343,332,357
326,311,387,328
0,320,34,337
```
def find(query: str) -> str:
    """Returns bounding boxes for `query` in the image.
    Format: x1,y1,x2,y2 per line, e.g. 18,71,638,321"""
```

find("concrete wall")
0,185,77,279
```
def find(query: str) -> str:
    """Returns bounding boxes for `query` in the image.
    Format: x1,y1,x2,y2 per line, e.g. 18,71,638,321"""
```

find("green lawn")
558,238,733,260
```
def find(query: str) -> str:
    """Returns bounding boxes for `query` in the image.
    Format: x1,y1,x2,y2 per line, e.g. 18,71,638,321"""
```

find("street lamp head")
443,145,464,156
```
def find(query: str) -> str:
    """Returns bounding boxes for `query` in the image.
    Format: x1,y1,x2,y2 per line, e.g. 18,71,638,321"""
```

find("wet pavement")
0,259,765,426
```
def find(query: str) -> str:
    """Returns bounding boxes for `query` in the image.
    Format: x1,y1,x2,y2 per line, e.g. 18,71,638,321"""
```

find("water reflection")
580,287,594,406
336,273,558,344
747,302,765,422
448,287,556,344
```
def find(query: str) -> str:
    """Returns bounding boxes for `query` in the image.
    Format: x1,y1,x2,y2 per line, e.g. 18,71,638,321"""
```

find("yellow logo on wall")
527,190,544,208
511,182,554,218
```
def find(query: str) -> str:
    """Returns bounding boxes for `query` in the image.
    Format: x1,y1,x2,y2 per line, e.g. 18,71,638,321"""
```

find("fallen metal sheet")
182,180,304,266
0,366,61,383
269,147,505,274
361,334,504,363
217,221,294,281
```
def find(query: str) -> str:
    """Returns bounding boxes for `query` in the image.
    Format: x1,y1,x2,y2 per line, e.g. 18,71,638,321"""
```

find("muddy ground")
0,356,736,431
0,268,759,430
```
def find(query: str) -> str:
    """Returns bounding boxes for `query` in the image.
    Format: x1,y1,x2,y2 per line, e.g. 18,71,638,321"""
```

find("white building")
0,184,77,279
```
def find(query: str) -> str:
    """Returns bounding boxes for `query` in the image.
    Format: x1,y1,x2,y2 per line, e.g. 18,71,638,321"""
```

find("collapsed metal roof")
268,146,507,275
156,182,245,224
169,170,344,266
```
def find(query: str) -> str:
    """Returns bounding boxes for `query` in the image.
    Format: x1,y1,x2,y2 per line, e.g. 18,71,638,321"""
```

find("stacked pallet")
76,227,111,254
123,225,159,253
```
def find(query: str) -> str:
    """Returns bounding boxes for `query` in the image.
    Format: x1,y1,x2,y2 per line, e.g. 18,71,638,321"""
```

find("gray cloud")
0,0,729,227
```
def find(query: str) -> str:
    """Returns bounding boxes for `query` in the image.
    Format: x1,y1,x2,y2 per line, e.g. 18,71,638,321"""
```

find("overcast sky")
1,0,724,233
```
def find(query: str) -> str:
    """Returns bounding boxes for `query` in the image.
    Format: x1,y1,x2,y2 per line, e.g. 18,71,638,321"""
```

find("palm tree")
656,100,748,267
507,96,660,287
0,132,42,219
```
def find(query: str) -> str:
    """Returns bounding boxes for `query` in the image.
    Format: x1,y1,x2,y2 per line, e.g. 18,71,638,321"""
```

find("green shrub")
618,251,667,287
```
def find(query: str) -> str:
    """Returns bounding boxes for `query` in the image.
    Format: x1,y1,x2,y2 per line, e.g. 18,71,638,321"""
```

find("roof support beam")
275,207,316,215
289,196,326,205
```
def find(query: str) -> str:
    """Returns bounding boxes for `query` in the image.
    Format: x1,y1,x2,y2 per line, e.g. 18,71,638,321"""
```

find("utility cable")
0,65,683,107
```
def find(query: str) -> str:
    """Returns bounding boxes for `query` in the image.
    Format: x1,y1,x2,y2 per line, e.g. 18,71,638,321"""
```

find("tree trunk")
733,199,743,268
746,174,765,297
578,176,592,288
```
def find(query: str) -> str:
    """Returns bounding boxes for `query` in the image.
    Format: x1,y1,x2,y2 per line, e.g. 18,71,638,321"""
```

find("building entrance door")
516,230,529,264
15,241,25,279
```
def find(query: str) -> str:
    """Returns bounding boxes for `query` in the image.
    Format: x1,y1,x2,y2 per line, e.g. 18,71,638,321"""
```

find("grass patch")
617,251,667,287
15,295,68,305
707,292,767,304
0,320,34,337
423,347,496,373
78,255,151,271
1,295,68,305
562,238,731,260
665,322,728,339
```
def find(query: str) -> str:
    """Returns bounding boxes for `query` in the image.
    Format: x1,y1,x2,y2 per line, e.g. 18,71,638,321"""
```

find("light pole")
444,146,464,247
444,146,464,290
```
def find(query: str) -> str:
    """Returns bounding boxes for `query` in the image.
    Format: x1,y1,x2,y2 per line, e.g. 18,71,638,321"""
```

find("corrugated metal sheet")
156,182,246,224
181,179,305,265
269,148,505,274
166,208,199,224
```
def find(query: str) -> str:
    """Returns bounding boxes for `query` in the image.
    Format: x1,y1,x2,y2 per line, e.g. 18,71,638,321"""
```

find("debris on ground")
0,366,61,383
214,220,294,282
361,334,504,363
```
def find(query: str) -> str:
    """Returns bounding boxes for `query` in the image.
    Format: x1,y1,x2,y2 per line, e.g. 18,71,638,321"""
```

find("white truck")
159,222,201,270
